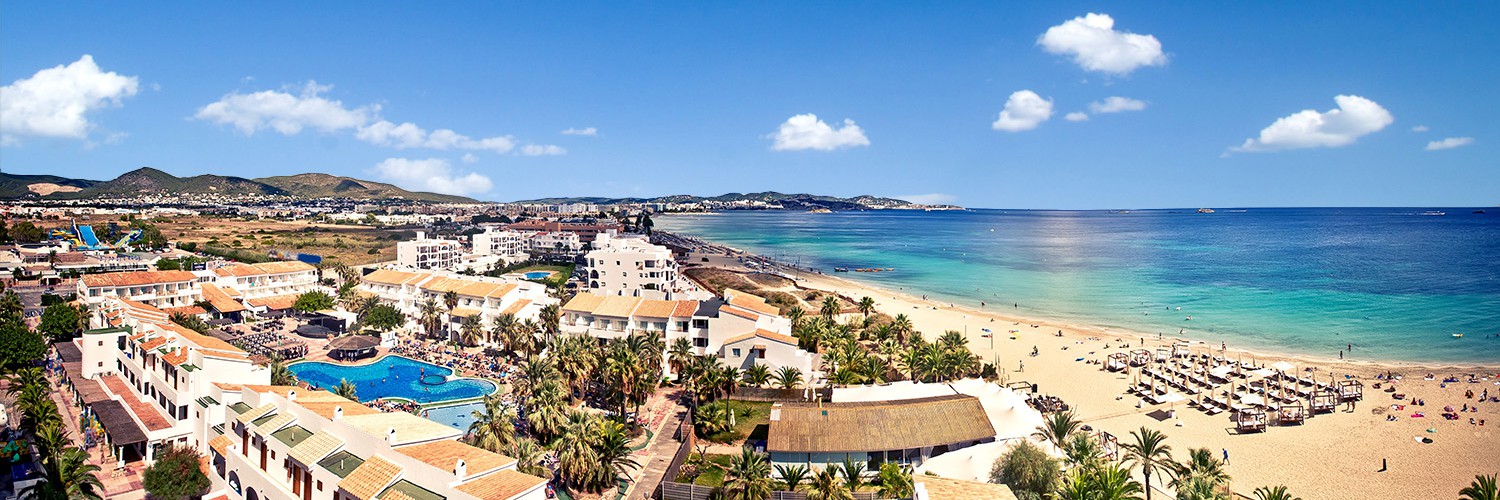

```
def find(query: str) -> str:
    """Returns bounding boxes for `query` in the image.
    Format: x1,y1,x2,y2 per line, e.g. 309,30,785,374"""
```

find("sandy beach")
684,246,1500,500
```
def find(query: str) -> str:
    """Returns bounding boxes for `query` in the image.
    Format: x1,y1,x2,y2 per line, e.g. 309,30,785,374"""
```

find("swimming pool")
288,355,496,404
424,401,485,431
523,271,553,280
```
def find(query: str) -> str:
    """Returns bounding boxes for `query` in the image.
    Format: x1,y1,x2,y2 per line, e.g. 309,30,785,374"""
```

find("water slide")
77,225,102,249
115,229,143,247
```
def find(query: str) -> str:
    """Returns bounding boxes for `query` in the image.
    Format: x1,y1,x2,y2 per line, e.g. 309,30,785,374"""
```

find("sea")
655,208,1500,365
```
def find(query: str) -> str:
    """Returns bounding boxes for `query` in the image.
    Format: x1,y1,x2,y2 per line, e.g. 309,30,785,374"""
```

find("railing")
730,387,832,402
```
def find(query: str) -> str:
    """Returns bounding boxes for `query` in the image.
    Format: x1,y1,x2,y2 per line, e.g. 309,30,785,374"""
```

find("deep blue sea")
656,208,1500,365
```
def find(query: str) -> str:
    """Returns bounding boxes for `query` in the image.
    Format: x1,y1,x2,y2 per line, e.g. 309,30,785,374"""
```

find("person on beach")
1223,448,1230,465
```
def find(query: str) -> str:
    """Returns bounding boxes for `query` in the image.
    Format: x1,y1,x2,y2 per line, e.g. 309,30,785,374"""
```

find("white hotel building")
583,231,706,299
357,269,558,338
396,232,463,270
77,261,323,318
561,288,817,378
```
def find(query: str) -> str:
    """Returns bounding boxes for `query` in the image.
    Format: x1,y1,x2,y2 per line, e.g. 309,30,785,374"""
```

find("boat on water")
834,267,849,272
1453,333,1464,339
1473,210,1486,214
1420,211,1446,216
1197,208,1215,214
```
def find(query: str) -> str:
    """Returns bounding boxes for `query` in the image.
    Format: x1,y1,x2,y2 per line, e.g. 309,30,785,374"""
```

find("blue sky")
1,2,1495,208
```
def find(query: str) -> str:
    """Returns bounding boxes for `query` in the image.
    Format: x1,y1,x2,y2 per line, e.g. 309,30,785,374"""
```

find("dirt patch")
28,183,83,196
150,216,400,265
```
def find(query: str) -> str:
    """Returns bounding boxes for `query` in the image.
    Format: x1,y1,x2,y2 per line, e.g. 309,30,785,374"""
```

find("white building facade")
396,232,463,270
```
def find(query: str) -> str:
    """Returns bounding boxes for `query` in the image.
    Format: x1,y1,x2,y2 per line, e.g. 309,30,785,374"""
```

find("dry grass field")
153,216,405,265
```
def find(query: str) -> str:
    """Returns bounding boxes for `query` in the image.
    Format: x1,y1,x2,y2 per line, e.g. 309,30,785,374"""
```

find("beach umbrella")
1272,361,1295,373
1241,394,1264,407
1249,368,1275,378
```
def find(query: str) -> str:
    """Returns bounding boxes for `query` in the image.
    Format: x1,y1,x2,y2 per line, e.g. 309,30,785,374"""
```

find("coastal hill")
0,168,476,203
516,191,936,210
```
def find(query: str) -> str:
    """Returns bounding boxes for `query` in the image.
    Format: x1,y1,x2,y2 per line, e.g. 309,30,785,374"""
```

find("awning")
92,400,149,445
76,378,113,405
54,341,84,363
196,396,220,408
327,335,380,352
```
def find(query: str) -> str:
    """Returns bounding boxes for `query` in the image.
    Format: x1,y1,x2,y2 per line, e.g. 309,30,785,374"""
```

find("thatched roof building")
767,394,994,457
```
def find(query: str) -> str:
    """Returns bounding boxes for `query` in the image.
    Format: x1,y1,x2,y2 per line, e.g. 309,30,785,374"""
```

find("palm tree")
466,396,516,453
786,306,806,328
876,462,914,499
537,304,560,344
806,468,854,500
334,378,359,402
526,384,568,440
269,357,297,386
668,338,695,380
743,364,772,388
1034,410,1082,452
722,448,774,500
1056,463,1143,500
897,347,922,381
890,314,914,344
837,458,866,492
595,419,641,490
1062,432,1104,470
419,297,442,339
1169,448,1230,496
773,366,803,390
491,313,519,351
775,464,810,492
1123,427,1173,500
510,437,549,478
820,296,841,320
459,315,483,346
556,412,601,489
694,401,733,437
857,296,876,317
1460,474,1499,500
22,447,104,500
443,290,460,313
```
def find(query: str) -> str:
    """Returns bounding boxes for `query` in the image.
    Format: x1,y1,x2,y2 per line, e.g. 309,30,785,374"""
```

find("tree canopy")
142,445,210,500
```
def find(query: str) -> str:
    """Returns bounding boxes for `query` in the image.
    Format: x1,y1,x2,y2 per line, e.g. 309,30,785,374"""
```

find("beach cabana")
1234,408,1268,433
1337,380,1364,402
1310,389,1337,413
1277,402,1306,425
1128,349,1152,367
1155,348,1171,362
1105,352,1129,372
327,335,381,361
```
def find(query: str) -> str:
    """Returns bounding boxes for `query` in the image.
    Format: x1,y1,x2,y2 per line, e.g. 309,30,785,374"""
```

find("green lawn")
688,453,734,487
705,400,772,444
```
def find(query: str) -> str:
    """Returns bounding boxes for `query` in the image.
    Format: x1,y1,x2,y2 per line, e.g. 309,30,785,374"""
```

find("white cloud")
992,90,1054,132
1064,112,1090,122
1,55,140,146
1425,137,1474,151
561,127,597,136
461,153,478,164
897,193,956,205
1411,125,1429,133
519,144,567,156
769,113,870,151
1230,95,1394,153
1089,96,1147,114
355,120,520,154
194,81,373,135
371,157,493,196
1038,13,1166,75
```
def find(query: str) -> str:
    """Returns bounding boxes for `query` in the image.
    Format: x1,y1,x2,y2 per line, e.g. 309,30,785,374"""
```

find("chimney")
386,427,397,445
454,459,467,478
287,389,297,402
332,406,343,421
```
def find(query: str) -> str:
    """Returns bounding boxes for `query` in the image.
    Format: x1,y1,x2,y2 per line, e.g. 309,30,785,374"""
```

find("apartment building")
60,297,268,466
211,261,321,300
560,289,816,378
358,269,557,340
78,270,202,310
470,228,528,262
583,232,681,294
506,219,621,243
396,232,463,270
208,385,547,500
522,231,582,259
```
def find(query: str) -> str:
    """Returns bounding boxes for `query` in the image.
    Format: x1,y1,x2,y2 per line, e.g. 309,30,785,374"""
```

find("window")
693,338,709,348
732,348,741,357
692,319,708,329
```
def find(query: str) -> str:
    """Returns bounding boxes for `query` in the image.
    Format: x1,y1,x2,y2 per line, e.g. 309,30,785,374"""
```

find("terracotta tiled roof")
81,270,197,287
633,299,679,319
362,269,422,286
220,285,242,297
121,299,167,316
213,382,243,391
200,283,247,313
100,375,173,431
671,300,699,318
454,469,548,500
162,348,189,367
337,455,403,500
208,434,234,456
289,431,344,466
140,337,170,350
254,412,297,434
449,307,482,318
218,261,316,277
594,296,641,318
915,476,1019,500
561,292,604,313
419,277,470,294
162,305,207,317
454,281,505,298
296,401,380,420
393,440,516,478
718,305,761,321
499,299,530,316
342,413,461,446
235,403,278,425
158,322,245,356
247,294,299,310
722,329,799,347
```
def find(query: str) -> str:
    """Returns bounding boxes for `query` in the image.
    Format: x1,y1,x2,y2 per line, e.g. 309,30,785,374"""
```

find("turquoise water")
524,271,552,279
288,355,497,404
425,402,485,431
656,209,1500,365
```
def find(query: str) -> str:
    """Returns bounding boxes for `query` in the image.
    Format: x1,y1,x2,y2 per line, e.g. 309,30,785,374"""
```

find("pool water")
424,401,485,431
523,271,553,280
288,355,496,404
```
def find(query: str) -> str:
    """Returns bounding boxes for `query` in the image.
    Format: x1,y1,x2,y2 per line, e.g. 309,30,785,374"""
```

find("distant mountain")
255,173,476,203
514,191,928,210
0,168,477,202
